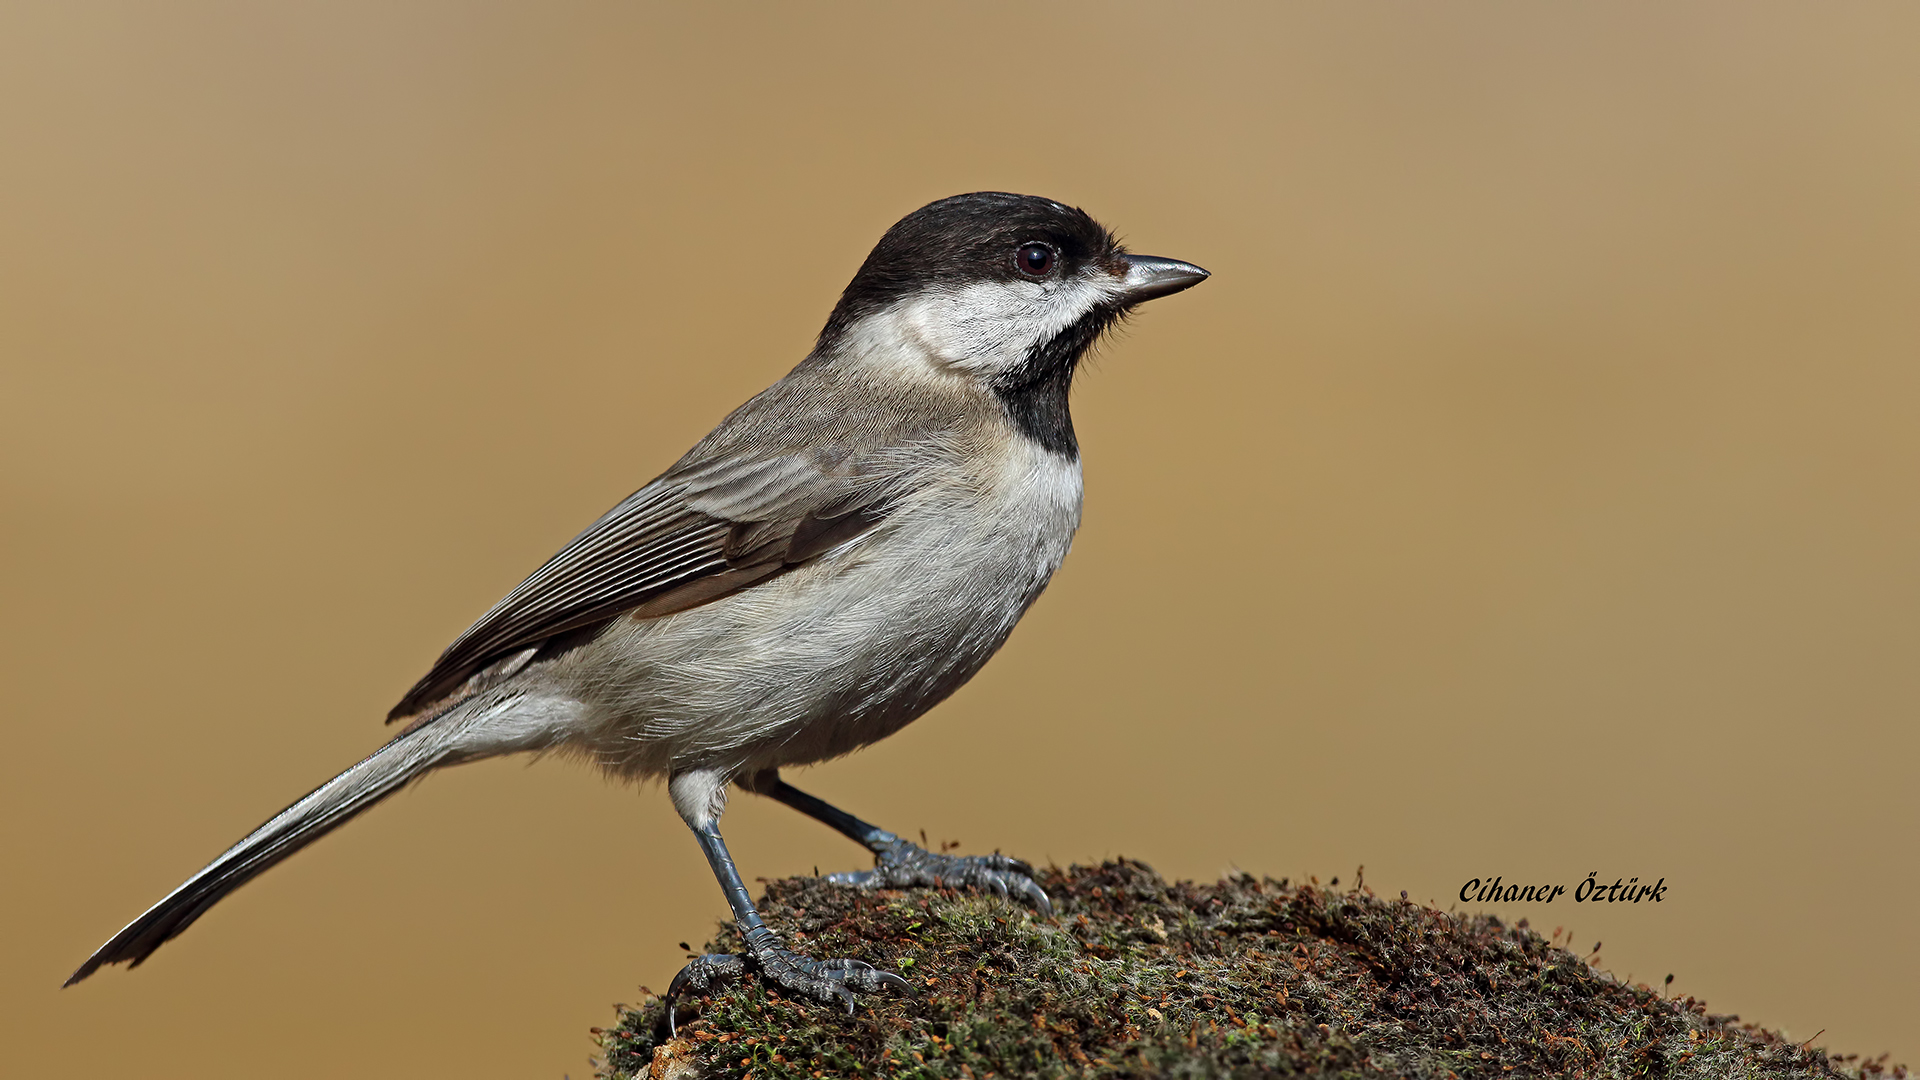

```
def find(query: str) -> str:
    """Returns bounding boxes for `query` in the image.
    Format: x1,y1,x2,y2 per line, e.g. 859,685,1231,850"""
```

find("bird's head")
816,192,1208,396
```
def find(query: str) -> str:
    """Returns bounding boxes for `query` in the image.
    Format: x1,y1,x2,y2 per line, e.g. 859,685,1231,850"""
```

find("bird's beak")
1116,254,1210,303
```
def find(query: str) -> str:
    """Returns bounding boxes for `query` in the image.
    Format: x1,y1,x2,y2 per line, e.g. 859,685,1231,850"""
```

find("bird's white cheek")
838,299,980,384
901,284,1045,374
843,277,1121,382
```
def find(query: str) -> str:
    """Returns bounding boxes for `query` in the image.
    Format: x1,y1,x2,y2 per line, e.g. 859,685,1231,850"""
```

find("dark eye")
1015,242,1055,277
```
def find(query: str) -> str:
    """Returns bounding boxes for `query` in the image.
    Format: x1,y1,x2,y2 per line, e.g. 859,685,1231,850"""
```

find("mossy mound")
594,859,1900,1079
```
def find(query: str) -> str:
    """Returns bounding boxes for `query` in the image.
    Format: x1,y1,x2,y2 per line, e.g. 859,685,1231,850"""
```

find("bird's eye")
1015,242,1056,277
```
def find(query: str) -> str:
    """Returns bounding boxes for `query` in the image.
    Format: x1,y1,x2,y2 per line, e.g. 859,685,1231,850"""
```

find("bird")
65,191,1208,1010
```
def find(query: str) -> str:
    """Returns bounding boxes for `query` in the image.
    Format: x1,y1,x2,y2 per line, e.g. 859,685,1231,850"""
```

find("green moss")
593,860,1902,1079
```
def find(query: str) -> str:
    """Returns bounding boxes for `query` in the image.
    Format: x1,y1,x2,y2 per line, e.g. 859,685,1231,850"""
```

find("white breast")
562,436,1084,781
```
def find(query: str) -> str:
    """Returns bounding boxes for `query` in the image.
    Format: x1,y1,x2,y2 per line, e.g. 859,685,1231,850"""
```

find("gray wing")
386,450,898,721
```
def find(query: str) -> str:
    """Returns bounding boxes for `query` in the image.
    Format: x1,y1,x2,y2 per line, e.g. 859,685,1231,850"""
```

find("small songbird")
66,192,1208,1009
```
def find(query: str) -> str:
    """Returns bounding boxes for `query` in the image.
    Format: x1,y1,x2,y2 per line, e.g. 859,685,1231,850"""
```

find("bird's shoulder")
385,362,996,722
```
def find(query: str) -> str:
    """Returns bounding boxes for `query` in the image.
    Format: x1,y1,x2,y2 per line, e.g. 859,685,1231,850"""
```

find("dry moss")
593,859,1903,1079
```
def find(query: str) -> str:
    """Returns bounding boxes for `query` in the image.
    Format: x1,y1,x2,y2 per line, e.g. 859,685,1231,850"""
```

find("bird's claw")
664,932,907,1033
827,836,1053,915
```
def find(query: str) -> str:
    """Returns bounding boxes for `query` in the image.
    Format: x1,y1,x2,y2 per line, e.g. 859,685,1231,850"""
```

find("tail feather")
64,722,458,987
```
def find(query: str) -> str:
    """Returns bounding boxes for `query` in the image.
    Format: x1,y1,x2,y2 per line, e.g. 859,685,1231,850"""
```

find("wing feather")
385,449,903,721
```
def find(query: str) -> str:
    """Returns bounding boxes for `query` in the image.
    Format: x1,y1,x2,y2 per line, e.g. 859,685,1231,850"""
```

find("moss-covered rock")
593,860,1901,1079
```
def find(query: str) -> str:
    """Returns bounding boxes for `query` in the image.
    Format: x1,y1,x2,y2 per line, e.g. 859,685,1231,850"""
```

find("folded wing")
387,448,900,721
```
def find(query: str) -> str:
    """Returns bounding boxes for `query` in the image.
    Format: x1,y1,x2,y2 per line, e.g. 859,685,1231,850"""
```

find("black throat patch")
999,362,1078,459
994,307,1123,460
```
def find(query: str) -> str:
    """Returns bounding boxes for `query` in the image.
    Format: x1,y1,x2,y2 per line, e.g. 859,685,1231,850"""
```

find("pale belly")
555,446,1082,781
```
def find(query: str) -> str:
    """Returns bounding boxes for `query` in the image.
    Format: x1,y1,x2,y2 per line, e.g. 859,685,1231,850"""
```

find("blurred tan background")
4,2,1916,1075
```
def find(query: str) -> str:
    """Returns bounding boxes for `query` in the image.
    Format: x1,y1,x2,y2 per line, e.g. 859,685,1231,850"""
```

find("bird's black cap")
818,192,1124,349
811,192,1207,459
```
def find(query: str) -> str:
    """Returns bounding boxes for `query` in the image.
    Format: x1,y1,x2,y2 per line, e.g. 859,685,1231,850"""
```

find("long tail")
65,718,465,986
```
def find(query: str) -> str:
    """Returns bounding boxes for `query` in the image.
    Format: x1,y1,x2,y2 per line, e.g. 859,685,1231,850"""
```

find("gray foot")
827,836,1053,915
664,926,907,1031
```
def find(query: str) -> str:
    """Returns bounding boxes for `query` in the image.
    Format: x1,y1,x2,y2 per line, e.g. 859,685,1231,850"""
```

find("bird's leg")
664,771,905,1029
739,770,1052,915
